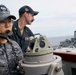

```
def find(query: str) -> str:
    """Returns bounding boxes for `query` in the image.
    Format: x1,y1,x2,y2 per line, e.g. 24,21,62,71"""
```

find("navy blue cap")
0,4,16,21
19,5,39,16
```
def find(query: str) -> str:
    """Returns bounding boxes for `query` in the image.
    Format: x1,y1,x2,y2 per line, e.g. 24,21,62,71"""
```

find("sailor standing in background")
10,5,39,52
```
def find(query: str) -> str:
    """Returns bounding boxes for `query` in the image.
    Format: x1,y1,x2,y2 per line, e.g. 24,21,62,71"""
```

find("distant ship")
59,31,76,48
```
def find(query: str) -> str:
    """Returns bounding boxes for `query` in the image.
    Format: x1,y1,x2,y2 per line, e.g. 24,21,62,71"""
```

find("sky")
1,0,76,37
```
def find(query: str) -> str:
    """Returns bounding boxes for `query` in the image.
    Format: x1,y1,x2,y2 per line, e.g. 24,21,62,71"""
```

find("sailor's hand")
26,47,30,52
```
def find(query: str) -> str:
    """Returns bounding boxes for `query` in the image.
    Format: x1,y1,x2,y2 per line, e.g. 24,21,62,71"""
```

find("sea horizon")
48,35,73,46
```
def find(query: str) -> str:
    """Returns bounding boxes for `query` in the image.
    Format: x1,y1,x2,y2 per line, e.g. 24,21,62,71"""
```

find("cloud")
1,0,76,37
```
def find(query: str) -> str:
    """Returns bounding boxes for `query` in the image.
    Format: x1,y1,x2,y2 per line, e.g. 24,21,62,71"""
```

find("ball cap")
19,5,39,16
0,4,16,21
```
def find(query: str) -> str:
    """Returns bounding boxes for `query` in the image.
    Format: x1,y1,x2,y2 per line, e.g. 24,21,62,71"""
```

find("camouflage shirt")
0,39,23,75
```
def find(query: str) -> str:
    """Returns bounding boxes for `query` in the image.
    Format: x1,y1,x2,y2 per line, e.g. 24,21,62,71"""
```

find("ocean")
48,35,73,46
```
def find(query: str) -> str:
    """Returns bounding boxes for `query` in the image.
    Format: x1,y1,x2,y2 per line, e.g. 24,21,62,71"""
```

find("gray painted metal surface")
19,34,64,75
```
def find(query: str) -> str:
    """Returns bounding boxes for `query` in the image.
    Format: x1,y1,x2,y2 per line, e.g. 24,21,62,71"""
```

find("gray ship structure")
18,33,64,75
53,31,76,75
59,31,76,48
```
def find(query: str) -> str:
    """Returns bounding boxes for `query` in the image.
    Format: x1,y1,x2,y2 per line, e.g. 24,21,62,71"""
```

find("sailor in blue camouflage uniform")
0,4,23,75
10,5,39,52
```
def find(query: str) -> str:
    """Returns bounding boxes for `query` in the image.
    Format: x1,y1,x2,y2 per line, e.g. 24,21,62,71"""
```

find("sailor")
10,5,39,52
0,4,23,75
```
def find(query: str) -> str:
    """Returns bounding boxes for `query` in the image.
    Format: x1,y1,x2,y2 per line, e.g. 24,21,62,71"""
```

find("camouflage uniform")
0,39,23,75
